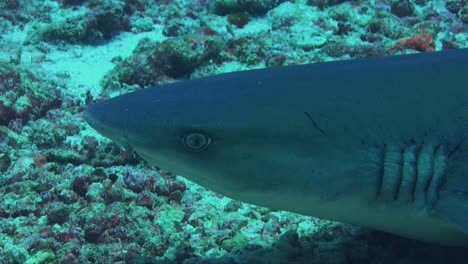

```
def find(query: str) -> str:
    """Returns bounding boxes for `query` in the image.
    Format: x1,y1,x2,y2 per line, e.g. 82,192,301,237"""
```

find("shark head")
83,71,373,209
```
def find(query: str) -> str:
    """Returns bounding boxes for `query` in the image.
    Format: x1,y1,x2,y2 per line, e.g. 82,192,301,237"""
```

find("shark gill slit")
415,144,435,206
375,145,385,198
401,145,417,202
427,146,447,205
376,143,447,207
394,147,405,200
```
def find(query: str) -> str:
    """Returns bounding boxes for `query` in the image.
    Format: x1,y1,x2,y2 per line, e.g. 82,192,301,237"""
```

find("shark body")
85,49,468,246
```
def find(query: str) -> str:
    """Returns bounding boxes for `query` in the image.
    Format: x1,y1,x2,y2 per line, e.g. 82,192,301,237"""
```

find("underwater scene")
1,0,468,263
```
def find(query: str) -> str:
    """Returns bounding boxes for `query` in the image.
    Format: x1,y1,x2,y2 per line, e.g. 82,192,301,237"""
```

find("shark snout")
83,102,123,140
83,101,134,150
83,104,104,132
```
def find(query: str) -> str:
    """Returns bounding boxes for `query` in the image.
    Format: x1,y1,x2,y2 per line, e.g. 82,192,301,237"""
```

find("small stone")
461,5,468,23
136,191,155,208
169,190,183,203
211,0,287,15
86,182,105,202
210,0,238,15
227,12,250,28
58,189,78,204
72,177,89,197
34,180,54,192
84,224,104,243
0,153,10,172
108,173,118,183
446,0,464,14
47,202,70,224
44,149,84,165
124,171,150,193
104,185,125,203
390,0,415,17
221,234,248,251
224,200,242,212
167,180,187,193
61,0,88,6
308,0,347,9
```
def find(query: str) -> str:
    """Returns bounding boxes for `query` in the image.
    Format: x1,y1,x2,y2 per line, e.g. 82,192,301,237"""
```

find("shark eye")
182,132,211,152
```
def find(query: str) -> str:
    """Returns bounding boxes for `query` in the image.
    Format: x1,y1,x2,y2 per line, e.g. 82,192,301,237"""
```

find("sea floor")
0,0,467,263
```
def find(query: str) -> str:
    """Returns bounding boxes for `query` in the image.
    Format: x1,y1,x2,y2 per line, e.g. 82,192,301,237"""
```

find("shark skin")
84,49,468,246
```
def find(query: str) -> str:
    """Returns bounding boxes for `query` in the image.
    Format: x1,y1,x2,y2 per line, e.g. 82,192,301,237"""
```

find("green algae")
25,250,55,264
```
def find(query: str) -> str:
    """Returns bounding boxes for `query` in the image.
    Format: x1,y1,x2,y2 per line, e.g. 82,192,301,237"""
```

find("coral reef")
0,64,62,126
101,35,224,89
0,0,467,263
27,0,131,44
210,0,287,15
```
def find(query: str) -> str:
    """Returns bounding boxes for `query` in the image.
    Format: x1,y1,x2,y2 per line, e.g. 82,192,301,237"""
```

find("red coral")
72,176,89,197
56,232,76,243
0,67,62,125
106,215,121,229
136,191,155,208
388,33,435,53
0,69,21,91
33,155,47,167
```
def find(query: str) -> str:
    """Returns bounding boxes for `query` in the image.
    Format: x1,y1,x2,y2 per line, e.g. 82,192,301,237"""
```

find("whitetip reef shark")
84,48,468,247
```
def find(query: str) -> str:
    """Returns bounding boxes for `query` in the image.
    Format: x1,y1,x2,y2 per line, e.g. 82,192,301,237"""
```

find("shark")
84,48,468,246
